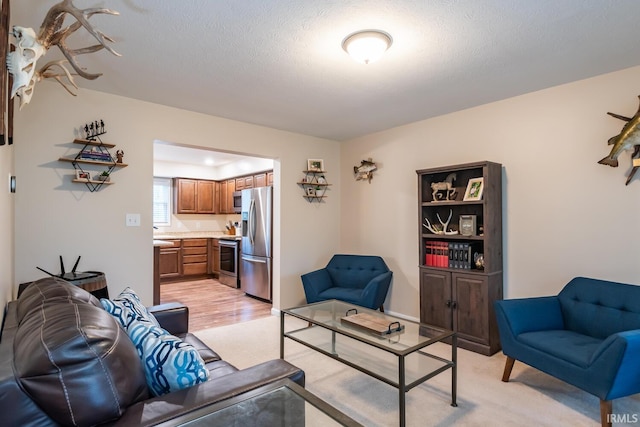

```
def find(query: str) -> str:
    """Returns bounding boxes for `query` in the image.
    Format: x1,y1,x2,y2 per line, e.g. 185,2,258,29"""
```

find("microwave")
233,191,242,213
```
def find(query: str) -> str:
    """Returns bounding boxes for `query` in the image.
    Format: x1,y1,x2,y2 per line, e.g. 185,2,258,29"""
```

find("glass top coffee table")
281,300,457,427
156,378,363,426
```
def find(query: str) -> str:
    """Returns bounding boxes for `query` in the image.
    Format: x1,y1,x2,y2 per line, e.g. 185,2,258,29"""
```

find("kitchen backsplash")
155,213,241,233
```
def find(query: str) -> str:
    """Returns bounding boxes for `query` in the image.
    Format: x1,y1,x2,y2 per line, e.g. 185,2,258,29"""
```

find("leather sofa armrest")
113,359,305,426
148,302,189,335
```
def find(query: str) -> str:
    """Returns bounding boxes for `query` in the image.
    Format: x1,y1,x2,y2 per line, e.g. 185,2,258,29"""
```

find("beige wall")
11,66,640,321
14,84,341,309
342,66,640,320
0,142,14,309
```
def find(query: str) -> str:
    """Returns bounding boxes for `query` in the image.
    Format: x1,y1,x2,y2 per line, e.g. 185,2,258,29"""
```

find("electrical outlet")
126,213,140,227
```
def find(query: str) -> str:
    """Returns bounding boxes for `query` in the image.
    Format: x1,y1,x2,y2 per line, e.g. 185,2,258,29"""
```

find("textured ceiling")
10,1,640,141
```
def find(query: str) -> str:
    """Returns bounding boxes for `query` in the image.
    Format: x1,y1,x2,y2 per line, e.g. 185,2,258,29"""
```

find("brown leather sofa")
0,278,304,426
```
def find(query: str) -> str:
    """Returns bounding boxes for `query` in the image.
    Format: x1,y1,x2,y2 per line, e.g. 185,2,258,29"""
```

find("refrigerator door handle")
248,198,255,245
241,255,267,264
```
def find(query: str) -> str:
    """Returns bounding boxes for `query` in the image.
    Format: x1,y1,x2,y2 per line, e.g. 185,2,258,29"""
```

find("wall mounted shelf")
297,170,330,202
58,138,127,192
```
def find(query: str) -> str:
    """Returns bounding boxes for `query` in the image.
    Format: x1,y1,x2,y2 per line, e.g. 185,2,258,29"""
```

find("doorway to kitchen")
153,141,276,331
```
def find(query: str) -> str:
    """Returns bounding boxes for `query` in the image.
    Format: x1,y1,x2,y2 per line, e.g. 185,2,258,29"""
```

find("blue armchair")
301,254,393,311
495,277,640,427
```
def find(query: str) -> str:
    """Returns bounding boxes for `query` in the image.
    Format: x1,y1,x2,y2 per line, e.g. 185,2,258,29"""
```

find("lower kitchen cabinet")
182,239,208,276
159,240,182,279
209,238,220,276
419,267,502,355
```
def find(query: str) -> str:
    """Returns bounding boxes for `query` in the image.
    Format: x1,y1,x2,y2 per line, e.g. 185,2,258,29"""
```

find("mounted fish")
598,95,640,185
6,0,120,108
354,158,377,183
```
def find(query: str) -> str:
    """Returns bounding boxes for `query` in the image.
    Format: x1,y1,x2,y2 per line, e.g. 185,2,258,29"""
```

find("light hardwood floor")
160,278,273,331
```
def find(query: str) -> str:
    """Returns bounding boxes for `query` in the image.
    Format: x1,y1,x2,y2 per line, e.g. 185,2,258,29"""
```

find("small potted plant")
97,170,110,182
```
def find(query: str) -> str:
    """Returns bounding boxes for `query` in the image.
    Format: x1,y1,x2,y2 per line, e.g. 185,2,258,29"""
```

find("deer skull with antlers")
6,0,120,108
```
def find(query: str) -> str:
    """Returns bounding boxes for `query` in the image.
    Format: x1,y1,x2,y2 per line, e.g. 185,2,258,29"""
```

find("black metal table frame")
280,301,457,427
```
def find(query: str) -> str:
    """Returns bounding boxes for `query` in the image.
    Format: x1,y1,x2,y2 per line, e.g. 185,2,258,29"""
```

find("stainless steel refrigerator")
240,186,272,301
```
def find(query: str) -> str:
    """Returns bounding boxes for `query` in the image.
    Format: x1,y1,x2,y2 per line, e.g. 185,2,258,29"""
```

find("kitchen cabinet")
174,178,217,214
254,173,266,187
224,179,236,214
235,176,253,191
209,238,220,276
182,239,209,276
196,180,216,213
417,161,503,355
159,240,182,280
267,171,273,186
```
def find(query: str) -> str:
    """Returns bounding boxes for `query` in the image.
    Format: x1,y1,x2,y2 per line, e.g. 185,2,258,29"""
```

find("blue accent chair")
301,254,393,311
495,277,640,427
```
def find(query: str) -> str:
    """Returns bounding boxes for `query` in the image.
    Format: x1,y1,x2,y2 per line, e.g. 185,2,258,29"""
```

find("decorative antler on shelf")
423,210,458,235
6,0,120,108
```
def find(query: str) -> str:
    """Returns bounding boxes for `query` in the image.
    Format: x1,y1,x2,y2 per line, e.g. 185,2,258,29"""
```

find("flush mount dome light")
342,30,392,64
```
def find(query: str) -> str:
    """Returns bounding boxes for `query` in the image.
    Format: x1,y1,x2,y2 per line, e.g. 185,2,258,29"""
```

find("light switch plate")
126,213,141,227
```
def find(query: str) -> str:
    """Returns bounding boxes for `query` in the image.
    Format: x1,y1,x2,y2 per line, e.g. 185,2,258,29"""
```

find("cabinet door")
267,172,274,186
219,180,228,213
226,179,236,213
244,176,254,188
452,273,489,345
235,178,245,191
159,248,182,279
175,179,197,213
254,173,266,187
211,239,220,275
419,268,452,329
197,180,215,213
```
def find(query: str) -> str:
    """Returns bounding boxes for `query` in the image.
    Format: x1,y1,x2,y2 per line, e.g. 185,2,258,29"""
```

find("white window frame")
153,177,172,227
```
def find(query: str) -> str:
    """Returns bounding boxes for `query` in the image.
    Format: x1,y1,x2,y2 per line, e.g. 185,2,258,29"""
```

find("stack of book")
78,150,113,162
425,241,480,269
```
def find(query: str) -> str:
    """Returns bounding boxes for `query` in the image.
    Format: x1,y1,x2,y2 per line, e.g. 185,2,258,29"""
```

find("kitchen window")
153,177,172,226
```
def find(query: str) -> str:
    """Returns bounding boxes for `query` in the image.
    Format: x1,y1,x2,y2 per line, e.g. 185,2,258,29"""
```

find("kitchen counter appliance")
240,186,272,301
218,239,239,288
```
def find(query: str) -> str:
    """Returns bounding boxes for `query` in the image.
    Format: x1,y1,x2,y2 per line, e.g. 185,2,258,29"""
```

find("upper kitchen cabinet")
197,180,216,213
174,178,217,214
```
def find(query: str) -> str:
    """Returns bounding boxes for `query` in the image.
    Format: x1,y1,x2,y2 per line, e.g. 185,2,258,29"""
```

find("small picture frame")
463,177,484,201
76,170,91,181
305,187,317,197
307,159,324,172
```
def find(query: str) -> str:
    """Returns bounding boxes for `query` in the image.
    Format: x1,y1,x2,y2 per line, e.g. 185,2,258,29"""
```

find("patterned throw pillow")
127,319,210,396
101,287,161,331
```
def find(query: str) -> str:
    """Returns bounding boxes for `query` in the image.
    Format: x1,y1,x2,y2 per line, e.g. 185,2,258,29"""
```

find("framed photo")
463,177,484,201
305,187,316,196
76,170,91,181
307,159,324,172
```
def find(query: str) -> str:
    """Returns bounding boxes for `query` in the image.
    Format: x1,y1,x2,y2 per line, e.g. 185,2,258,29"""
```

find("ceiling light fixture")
342,30,393,64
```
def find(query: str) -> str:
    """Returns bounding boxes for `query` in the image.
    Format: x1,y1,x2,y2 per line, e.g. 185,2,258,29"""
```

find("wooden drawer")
183,263,208,276
183,246,207,256
183,239,208,247
183,254,207,264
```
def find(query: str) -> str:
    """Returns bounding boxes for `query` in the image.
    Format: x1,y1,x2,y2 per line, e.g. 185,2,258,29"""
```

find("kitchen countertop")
153,231,241,240
153,239,175,247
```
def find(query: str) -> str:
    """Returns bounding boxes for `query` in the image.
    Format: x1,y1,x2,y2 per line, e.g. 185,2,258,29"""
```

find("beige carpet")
194,315,639,426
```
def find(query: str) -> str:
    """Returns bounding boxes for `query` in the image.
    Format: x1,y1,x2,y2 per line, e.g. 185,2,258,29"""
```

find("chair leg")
501,356,515,382
600,399,612,427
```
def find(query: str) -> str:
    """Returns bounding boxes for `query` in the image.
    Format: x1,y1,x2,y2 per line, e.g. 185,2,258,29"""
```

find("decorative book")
340,312,404,336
